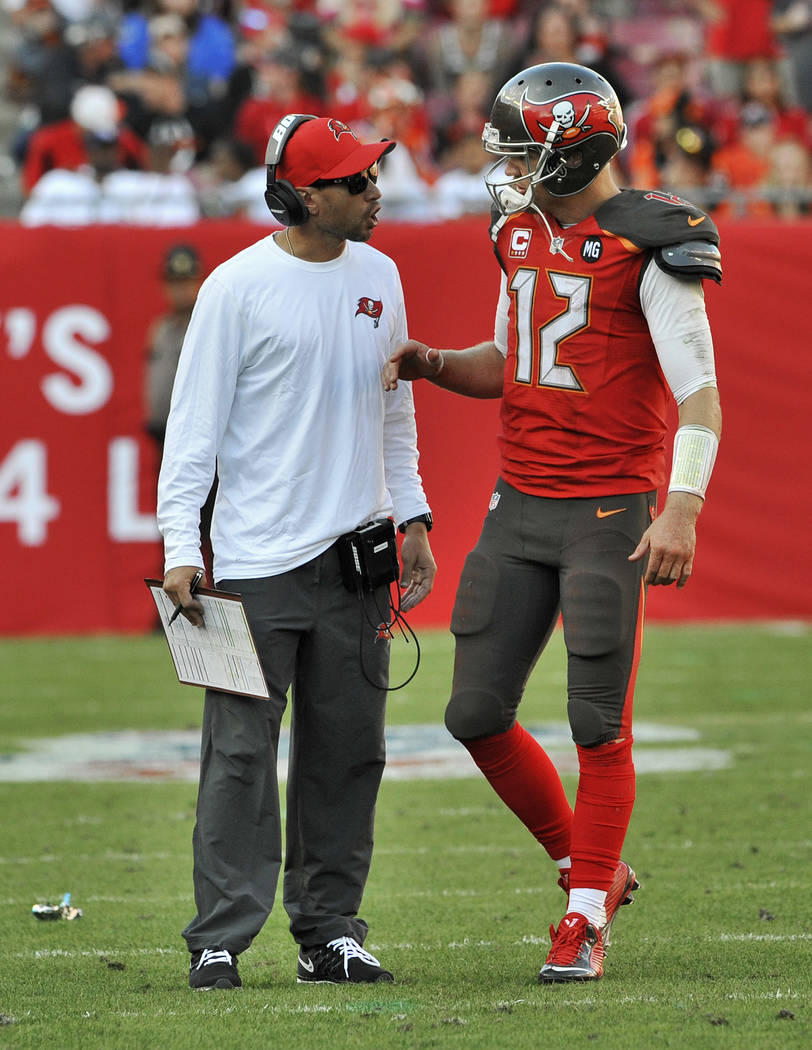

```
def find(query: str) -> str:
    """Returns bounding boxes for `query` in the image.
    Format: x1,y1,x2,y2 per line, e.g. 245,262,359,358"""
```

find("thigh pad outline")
450,550,500,637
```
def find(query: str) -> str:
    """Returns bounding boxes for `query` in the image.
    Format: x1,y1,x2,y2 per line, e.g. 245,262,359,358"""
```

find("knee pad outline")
445,689,511,741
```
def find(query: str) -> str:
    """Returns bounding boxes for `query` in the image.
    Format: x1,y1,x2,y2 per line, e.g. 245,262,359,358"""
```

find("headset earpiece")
264,113,317,226
264,178,310,226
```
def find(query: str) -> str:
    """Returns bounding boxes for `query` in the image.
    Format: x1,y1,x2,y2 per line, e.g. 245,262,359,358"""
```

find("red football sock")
569,737,636,891
463,722,572,860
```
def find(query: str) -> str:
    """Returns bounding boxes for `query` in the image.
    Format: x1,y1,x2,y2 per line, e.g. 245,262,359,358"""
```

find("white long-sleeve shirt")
157,234,430,579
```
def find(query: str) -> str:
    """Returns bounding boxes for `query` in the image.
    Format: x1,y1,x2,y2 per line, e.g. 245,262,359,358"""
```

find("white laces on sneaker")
326,937,381,978
196,948,234,970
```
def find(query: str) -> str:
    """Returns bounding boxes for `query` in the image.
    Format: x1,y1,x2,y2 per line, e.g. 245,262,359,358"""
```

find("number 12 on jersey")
510,268,590,392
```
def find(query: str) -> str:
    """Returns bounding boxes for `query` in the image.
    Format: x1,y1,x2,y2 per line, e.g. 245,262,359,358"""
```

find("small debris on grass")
31,893,82,921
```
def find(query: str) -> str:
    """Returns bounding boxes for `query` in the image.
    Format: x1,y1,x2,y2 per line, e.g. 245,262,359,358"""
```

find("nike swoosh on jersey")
596,507,627,518
687,215,706,226
298,955,315,972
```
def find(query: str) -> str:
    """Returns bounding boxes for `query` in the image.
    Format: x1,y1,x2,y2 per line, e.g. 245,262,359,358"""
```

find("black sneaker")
297,936,394,984
189,947,242,990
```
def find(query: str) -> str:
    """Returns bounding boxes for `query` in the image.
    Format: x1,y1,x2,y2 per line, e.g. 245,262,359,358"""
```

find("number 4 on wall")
0,440,60,545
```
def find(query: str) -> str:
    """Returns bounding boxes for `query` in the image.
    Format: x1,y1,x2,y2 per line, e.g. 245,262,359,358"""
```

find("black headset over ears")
264,113,318,226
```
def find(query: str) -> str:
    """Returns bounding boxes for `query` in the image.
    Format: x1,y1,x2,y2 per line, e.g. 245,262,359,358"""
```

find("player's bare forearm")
630,385,722,587
383,340,504,399
677,384,722,437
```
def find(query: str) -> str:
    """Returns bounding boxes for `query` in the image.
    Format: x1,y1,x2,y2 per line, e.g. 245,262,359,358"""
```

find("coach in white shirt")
157,115,436,991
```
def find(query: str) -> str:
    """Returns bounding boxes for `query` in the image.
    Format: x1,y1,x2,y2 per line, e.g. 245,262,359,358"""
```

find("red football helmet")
482,62,626,210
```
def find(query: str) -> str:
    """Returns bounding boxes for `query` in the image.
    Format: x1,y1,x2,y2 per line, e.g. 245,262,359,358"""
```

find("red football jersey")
493,191,718,498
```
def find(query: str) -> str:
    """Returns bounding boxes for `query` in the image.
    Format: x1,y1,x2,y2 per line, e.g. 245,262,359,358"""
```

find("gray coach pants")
182,544,390,955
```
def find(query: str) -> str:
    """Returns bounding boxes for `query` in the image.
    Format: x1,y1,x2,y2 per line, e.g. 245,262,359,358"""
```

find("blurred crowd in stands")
3,0,811,225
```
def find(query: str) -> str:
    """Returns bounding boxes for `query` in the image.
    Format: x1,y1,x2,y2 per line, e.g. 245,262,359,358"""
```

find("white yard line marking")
0,722,730,782
15,932,810,962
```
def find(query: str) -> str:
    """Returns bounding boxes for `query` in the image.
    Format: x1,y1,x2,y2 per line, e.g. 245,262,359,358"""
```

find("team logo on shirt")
581,237,603,262
356,297,383,327
509,228,533,258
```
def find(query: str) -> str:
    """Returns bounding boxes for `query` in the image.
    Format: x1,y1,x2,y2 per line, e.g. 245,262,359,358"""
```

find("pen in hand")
168,569,205,626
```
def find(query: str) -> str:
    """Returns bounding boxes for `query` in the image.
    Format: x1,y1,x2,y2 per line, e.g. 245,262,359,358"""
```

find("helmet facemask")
482,120,569,214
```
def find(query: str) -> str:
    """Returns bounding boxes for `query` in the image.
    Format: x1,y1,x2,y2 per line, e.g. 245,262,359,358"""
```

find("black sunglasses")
312,163,379,195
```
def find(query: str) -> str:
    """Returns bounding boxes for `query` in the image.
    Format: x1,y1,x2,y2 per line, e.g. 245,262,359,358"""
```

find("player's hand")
398,526,437,611
628,493,702,588
383,340,444,390
163,565,207,626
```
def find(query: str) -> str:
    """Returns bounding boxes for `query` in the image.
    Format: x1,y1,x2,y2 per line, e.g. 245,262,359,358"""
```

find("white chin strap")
497,182,534,213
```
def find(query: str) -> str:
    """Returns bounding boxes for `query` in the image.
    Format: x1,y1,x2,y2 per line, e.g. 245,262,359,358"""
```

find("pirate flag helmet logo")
482,62,626,209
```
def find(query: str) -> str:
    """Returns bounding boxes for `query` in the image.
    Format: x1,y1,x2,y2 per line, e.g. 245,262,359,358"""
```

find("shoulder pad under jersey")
595,188,720,250
654,239,722,284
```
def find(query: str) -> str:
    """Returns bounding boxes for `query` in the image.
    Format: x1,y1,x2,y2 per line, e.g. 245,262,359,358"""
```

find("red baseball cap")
279,117,395,187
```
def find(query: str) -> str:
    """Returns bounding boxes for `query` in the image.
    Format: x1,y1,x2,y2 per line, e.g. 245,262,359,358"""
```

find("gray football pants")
446,479,655,748
182,544,390,955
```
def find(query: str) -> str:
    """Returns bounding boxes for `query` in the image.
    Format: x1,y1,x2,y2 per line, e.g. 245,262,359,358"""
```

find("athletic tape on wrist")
668,424,719,499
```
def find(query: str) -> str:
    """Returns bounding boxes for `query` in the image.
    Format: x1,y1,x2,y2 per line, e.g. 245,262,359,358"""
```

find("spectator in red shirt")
233,49,324,165
711,100,775,192
697,0,781,99
753,136,812,218
322,24,377,127
22,83,147,195
627,51,720,190
739,56,810,143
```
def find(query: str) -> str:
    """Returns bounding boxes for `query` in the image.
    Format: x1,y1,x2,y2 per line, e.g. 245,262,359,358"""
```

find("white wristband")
668,424,719,499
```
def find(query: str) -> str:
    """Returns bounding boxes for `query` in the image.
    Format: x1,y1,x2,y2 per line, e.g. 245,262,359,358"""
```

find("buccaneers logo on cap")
328,117,356,142
523,90,622,144
356,297,383,327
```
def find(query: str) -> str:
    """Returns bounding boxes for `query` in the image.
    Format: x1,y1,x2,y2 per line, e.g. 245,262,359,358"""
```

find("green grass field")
0,624,809,1050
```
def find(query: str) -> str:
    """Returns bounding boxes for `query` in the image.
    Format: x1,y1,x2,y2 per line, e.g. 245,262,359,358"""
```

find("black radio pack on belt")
337,518,400,593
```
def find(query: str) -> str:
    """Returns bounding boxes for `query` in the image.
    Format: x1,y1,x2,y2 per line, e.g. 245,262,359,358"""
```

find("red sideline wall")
0,218,809,636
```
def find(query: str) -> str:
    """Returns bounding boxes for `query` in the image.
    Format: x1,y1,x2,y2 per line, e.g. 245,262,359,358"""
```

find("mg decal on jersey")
581,237,603,262
356,297,383,327
509,228,533,259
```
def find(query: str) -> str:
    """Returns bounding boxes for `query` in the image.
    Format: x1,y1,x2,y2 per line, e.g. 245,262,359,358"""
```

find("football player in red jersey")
383,63,722,983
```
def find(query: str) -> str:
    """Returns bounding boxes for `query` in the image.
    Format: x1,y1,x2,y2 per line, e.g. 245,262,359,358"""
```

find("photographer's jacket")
157,235,430,579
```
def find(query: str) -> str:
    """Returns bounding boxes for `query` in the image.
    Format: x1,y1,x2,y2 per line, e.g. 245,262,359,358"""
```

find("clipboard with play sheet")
145,579,269,700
